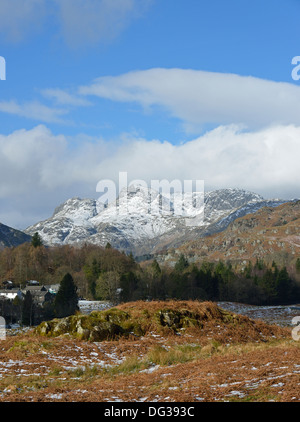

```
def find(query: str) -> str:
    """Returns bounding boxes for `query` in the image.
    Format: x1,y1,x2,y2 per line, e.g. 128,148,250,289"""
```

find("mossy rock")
219,309,242,324
35,321,53,336
35,301,244,341
35,308,140,341
94,308,130,325
88,322,125,341
155,309,202,331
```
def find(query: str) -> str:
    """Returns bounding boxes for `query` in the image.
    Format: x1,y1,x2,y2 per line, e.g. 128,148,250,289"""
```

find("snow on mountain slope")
203,188,263,224
24,187,289,256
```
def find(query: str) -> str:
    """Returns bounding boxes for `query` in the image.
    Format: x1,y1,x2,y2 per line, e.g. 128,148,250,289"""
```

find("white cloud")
93,125,300,199
41,88,92,107
0,100,69,123
0,0,47,42
0,125,111,194
1,124,300,229
0,125,109,227
79,68,300,131
0,0,151,47
54,0,151,48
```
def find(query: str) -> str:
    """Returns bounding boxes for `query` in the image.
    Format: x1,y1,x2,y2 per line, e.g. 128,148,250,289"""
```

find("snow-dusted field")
218,302,300,327
78,300,300,327
78,300,113,314
78,299,300,326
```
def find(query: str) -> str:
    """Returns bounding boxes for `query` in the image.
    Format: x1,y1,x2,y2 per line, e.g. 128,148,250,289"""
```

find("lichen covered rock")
35,301,249,342
35,308,138,341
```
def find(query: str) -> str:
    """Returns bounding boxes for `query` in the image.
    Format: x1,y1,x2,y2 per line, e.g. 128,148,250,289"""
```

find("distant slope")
0,222,31,248
158,201,300,268
149,197,289,255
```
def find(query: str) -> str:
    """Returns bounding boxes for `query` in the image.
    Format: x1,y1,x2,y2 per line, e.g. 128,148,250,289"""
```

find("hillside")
0,222,31,249
159,201,300,268
1,300,299,402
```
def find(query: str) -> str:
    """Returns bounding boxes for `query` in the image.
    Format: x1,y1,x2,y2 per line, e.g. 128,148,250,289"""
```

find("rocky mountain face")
0,222,31,248
24,186,289,257
161,200,300,269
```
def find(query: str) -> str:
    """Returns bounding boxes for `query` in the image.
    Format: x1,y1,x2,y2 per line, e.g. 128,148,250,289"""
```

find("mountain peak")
52,197,97,218
25,188,290,256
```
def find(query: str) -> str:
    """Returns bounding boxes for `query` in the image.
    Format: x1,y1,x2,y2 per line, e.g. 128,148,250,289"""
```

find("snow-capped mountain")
24,187,290,256
25,185,204,253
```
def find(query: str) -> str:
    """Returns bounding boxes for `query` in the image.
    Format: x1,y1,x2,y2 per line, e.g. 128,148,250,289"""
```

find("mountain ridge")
24,187,291,256
158,199,300,269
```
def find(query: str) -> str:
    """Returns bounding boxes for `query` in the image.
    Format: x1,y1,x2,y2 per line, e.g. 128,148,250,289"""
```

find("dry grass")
0,300,298,402
116,299,222,319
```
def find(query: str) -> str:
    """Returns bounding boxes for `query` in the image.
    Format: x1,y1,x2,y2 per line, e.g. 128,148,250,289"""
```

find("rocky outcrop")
35,301,243,341
35,308,135,341
35,300,286,345
162,200,300,268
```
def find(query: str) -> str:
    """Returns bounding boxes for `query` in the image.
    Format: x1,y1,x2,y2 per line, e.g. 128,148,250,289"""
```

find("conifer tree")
276,267,292,304
22,291,34,326
54,273,79,318
31,232,43,248
296,258,300,273
174,254,189,272
151,259,161,277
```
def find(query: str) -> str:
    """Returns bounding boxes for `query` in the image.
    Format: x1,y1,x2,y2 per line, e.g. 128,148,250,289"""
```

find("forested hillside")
1,239,300,307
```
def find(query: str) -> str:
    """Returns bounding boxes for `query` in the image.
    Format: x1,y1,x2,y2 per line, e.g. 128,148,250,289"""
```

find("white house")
0,289,22,300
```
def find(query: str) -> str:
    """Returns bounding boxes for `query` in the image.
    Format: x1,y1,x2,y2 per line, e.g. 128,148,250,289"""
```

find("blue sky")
1,0,300,228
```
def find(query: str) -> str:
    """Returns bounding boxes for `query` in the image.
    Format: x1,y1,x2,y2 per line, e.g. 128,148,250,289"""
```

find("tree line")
78,252,300,306
1,235,300,327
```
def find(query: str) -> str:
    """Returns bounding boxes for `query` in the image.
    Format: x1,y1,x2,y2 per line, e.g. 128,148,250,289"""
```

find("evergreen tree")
31,232,43,248
255,258,265,271
120,271,139,302
244,261,252,279
22,291,34,326
83,258,100,298
276,267,292,304
174,254,189,272
151,259,161,276
128,252,136,266
54,273,79,318
296,258,300,273
259,268,277,304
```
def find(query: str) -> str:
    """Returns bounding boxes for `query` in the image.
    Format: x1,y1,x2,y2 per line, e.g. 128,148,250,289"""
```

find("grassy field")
0,300,299,402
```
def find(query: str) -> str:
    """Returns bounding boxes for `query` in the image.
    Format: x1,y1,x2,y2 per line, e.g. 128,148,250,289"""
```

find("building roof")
0,288,21,294
22,286,47,292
